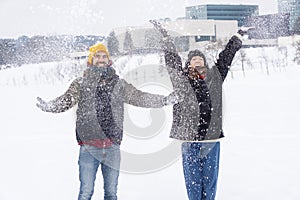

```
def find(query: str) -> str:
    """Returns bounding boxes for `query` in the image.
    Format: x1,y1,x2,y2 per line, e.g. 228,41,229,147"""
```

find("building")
278,0,300,32
111,19,238,52
185,4,259,27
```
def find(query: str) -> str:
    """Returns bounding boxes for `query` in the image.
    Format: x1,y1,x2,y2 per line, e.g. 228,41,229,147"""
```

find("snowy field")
0,46,300,200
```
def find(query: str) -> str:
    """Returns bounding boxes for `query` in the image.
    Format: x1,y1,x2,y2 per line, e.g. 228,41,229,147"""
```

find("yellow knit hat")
87,43,110,65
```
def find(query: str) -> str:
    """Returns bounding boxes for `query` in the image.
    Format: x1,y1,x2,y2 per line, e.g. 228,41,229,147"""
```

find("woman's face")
189,56,207,78
189,56,205,69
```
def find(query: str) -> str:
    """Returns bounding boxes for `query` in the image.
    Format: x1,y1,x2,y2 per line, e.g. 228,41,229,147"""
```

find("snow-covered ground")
0,46,300,200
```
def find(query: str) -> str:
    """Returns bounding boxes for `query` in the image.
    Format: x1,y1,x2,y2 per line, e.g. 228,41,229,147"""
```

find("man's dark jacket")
41,67,166,145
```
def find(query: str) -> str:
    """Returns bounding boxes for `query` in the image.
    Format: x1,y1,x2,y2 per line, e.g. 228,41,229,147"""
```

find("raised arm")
36,78,81,113
150,20,183,72
216,33,243,81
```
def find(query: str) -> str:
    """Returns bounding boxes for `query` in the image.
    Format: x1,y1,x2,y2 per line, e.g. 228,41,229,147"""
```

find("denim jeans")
78,144,120,200
182,142,220,200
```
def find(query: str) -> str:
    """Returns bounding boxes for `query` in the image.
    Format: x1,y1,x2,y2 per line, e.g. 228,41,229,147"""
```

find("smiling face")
190,56,205,69
189,56,207,78
92,51,109,67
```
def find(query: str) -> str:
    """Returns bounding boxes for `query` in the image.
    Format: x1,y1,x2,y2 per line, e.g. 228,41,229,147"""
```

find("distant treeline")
0,35,104,66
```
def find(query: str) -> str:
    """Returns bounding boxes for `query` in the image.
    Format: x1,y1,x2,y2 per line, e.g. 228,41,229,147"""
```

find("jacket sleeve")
150,20,183,72
122,80,166,108
216,35,242,81
163,37,183,72
43,78,81,113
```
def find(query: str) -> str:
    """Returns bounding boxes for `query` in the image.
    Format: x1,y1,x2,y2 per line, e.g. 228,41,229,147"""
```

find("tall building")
186,4,259,27
278,0,300,32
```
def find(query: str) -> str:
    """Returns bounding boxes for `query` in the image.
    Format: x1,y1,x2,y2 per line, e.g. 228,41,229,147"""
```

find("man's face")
189,56,207,76
92,51,109,67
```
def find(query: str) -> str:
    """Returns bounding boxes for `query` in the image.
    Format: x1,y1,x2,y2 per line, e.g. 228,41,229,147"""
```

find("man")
36,43,176,200
151,20,244,200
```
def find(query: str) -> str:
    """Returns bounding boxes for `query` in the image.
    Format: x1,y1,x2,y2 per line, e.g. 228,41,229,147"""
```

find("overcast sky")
0,0,278,38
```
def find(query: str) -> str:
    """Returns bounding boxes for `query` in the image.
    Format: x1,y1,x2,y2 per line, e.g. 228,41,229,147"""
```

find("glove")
149,20,176,53
36,97,50,112
238,26,255,36
149,20,170,38
236,26,255,40
163,91,182,105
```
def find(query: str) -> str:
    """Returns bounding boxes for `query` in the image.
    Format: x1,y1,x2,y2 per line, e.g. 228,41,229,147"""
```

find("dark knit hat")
186,49,207,68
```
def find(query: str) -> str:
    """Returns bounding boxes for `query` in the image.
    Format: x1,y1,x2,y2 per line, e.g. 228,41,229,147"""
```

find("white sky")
0,0,278,38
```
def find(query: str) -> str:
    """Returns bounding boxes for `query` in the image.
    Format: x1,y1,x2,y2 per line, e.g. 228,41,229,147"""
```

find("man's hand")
149,20,170,38
149,20,177,52
163,91,182,105
36,97,50,112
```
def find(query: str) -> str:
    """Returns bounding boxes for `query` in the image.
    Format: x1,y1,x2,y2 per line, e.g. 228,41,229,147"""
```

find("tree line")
2,29,299,69
0,35,104,67
0,30,188,68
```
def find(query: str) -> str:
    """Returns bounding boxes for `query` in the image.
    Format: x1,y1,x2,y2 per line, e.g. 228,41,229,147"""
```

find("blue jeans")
78,144,120,200
182,142,220,200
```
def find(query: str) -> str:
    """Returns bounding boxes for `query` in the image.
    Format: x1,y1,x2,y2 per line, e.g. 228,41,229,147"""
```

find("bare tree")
239,49,247,77
107,31,120,56
278,46,288,68
260,49,270,75
123,31,134,53
294,41,300,65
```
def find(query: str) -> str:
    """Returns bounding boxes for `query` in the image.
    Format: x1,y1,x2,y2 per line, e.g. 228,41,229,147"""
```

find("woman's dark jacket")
163,35,242,141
